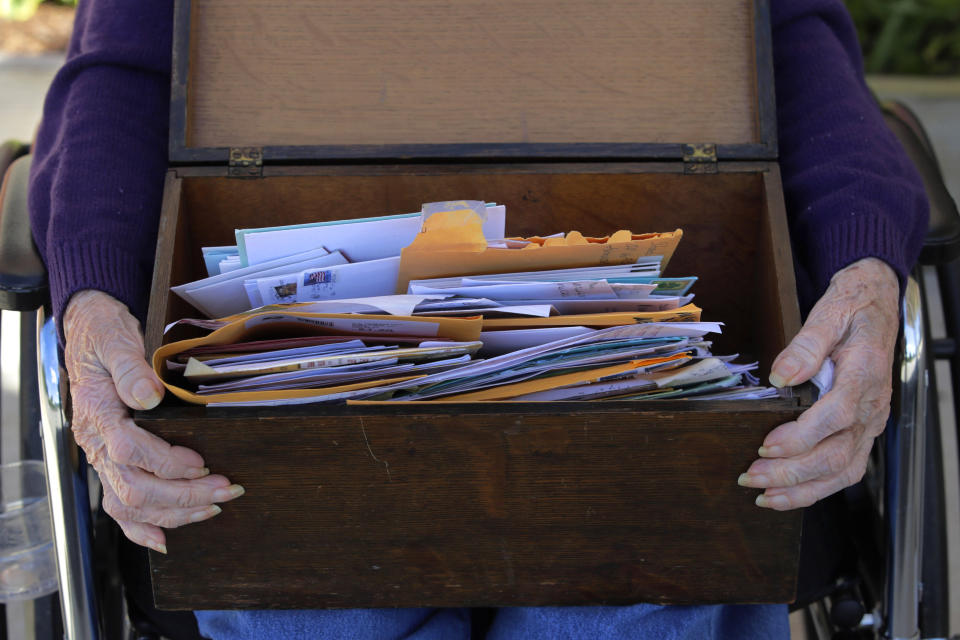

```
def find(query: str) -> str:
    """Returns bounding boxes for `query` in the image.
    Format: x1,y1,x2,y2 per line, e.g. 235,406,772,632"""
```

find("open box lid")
170,0,777,167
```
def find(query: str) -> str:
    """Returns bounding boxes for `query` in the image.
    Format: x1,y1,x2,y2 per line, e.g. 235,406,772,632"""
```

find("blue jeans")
195,604,788,639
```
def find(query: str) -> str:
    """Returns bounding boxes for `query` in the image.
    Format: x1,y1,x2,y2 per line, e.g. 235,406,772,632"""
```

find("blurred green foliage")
845,0,960,75
0,0,75,21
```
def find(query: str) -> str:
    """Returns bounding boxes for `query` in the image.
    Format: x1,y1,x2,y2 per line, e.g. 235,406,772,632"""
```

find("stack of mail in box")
161,201,779,406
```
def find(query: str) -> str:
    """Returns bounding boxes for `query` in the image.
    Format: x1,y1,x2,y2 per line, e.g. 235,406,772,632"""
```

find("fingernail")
186,467,210,479
148,540,168,554
213,484,245,502
758,445,783,458
190,505,222,523
132,379,163,410
738,473,768,488
755,494,789,509
770,356,802,388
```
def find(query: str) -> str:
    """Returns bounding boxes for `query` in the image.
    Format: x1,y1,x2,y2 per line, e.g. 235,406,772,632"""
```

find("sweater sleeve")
28,0,174,337
770,0,928,313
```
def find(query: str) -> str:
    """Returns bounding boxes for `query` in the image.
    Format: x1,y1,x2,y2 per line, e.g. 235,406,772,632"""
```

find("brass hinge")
228,147,263,178
682,143,718,174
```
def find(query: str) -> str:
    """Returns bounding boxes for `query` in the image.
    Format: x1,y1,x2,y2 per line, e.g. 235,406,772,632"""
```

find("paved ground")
869,75,960,202
0,52,62,144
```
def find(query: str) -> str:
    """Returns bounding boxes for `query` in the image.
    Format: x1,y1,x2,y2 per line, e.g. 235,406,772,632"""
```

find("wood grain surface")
184,0,759,149
143,161,806,607
141,402,803,609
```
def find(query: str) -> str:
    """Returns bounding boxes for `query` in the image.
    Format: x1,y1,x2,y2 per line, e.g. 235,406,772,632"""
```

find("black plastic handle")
0,152,49,311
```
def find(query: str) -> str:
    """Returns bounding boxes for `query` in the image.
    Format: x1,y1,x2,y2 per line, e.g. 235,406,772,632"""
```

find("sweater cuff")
808,213,909,299
47,239,151,343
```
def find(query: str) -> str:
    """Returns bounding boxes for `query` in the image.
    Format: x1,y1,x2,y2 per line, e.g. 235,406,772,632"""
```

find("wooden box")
138,0,810,609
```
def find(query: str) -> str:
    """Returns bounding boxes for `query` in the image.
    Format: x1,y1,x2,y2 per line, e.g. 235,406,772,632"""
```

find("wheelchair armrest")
0,154,48,311
881,101,960,266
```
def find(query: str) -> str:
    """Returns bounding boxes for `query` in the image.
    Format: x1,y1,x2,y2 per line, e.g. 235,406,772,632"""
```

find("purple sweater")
29,0,928,332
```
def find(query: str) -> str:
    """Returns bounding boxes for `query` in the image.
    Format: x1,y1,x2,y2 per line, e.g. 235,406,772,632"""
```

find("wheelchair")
0,99,958,640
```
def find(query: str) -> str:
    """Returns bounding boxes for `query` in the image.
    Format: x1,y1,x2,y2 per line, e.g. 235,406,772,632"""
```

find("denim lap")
195,604,787,639
194,608,471,640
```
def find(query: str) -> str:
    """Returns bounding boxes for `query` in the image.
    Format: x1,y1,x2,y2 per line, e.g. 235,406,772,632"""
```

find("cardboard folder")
396,208,683,291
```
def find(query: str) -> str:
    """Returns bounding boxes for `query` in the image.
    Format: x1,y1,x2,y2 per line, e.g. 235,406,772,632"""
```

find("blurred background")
2,0,958,195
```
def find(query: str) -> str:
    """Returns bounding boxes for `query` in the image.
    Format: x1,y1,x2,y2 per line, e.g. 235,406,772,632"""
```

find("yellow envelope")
153,311,482,405
396,208,683,291
479,304,702,329
439,354,690,402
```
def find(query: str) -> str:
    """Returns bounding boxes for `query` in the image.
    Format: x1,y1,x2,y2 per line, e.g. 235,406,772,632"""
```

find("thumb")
97,320,165,411
769,300,846,389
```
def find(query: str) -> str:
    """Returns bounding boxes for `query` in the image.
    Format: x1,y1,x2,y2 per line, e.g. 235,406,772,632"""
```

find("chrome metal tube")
886,277,927,640
36,310,99,640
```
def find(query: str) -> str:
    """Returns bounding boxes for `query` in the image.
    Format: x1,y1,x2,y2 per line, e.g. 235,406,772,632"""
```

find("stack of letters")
159,201,779,406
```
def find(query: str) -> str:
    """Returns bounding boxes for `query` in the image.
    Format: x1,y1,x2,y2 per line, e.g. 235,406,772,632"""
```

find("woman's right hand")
63,289,244,553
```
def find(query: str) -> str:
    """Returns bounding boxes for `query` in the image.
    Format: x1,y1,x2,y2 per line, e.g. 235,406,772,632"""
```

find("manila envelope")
152,311,482,405
479,304,702,329
396,207,683,292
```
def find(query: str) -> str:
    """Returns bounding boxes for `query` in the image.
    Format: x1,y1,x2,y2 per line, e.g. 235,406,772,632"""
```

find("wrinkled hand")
739,258,899,509
64,290,244,553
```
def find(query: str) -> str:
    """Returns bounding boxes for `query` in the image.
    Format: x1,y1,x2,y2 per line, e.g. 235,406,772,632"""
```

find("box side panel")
146,172,184,356
754,164,802,377
142,406,802,609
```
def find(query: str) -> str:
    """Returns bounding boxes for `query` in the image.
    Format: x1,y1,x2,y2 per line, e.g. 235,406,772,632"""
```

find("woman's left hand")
738,257,900,509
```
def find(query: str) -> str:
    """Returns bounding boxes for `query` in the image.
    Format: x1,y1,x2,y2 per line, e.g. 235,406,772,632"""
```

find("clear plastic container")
0,460,57,602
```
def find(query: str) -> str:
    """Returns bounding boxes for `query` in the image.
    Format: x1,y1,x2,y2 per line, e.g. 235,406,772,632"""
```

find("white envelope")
240,205,507,266
174,249,347,318
296,257,401,302
479,326,594,355
243,281,263,308
409,280,618,300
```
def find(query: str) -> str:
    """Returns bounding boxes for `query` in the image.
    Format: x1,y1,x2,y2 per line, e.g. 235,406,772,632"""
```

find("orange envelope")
479,304,702,329
396,207,683,292
152,311,482,405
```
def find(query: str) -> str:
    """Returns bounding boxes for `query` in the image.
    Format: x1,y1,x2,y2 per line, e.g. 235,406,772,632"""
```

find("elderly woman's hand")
63,290,244,553
738,257,900,509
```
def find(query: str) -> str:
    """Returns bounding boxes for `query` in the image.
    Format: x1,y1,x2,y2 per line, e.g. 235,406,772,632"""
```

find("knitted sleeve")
771,0,928,312
28,0,174,337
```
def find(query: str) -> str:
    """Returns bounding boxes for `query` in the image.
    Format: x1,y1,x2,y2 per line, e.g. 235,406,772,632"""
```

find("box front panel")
143,403,802,609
